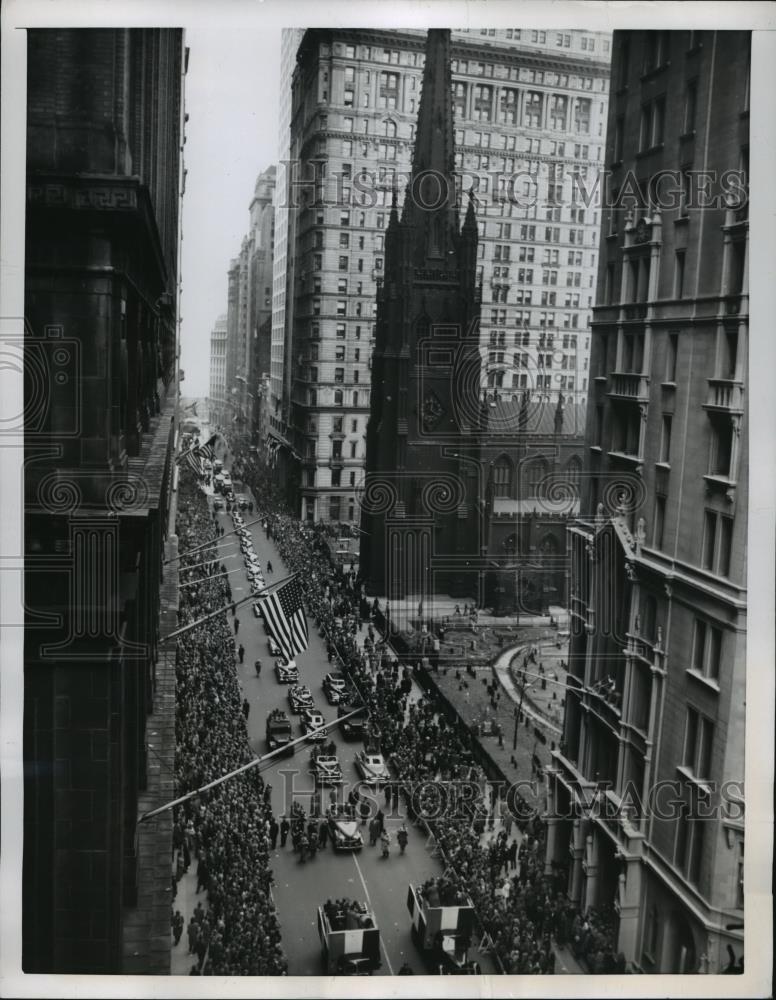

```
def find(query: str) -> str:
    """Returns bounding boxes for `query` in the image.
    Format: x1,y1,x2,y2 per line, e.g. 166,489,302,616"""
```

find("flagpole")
161,572,296,643
138,704,366,823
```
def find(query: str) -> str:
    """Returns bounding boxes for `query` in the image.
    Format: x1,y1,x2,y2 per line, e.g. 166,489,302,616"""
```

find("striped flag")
258,575,309,661
177,433,219,478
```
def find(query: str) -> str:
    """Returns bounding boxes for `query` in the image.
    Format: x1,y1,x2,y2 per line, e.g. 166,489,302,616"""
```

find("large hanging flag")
258,575,309,662
177,433,219,479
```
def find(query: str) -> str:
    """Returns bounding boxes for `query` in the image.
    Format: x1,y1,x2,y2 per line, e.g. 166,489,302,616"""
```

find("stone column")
616,855,644,966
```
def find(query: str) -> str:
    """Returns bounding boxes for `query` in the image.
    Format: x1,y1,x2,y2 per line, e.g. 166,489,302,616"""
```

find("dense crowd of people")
173,440,620,975
172,473,287,975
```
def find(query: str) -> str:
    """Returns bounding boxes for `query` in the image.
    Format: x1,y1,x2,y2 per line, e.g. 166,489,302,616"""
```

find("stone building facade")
544,29,748,974
23,28,187,973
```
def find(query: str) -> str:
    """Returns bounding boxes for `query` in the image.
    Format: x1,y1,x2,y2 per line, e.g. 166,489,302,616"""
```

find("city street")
210,463,498,976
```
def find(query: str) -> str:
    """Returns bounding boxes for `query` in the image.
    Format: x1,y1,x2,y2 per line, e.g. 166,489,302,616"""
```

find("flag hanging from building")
177,433,219,478
258,575,309,662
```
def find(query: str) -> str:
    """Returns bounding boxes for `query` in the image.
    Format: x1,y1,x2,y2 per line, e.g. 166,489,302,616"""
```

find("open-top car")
275,659,299,683
250,581,264,596
323,671,348,704
326,804,363,850
246,566,261,582
253,603,263,619
267,636,281,656
212,496,224,510
235,494,249,510
354,750,389,785
289,683,314,712
301,708,327,742
310,749,343,785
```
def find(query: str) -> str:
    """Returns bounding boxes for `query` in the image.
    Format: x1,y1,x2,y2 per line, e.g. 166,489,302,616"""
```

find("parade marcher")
380,829,391,858
280,817,290,847
234,617,240,635
242,698,250,719
238,643,245,664
397,824,408,855
254,659,262,677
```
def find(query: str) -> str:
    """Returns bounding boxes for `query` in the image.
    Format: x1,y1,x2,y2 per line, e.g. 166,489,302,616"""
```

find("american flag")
177,433,219,478
258,575,309,661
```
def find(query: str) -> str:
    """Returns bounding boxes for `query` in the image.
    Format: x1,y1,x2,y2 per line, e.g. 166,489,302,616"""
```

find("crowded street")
167,433,617,977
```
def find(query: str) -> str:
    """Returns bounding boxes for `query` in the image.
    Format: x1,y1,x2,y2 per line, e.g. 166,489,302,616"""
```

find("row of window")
487,370,578,391
489,331,586,348
308,366,362,384
487,351,578,370
308,389,362,408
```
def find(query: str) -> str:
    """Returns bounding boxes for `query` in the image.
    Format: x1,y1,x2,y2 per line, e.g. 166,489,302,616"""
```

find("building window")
334,389,343,405
338,256,349,271
675,807,705,887
331,469,341,487
692,618,722,682
335,345,345,361
683,706,714,780
574,98,591,134
329,497,341,521
659,414,672,464
666,332,678,382
379,71,399,109
524,91,542,128
674,250,686,298
709,417,734,478
702,509,734,577
332,416,343,433
653,494,666,548
334,367,345,384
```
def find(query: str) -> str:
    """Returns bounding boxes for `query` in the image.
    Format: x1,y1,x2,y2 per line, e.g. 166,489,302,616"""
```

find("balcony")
328,456,344,469
608,372,650,401
703,378,744,414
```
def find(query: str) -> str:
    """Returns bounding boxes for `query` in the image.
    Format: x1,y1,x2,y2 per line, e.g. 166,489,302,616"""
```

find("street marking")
352,853,394,976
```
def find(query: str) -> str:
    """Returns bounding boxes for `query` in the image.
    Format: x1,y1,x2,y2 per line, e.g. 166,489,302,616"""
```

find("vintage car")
310,751,343,785
275,659,299,684
250,581,264,596
326,804,363,850
235,494,249,510
289,683,314,712
246,566,261,582
212,496,224,511
301,709,327,742
267,636,281,656
354,750,389,785
323,671,348,704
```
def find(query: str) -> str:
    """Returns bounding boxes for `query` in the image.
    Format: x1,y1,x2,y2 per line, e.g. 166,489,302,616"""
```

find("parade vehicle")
267,636,281,656
250,581,264,596
406,883,479,974
317,898,380,974
253,603,263,619
266,709,294,756
288,683,314,712
213,459,223,474
246,567,261,582
236,494,249,510
323,671,347,704
301,708,327,742
222,472,232,488
275,659,299,683
338,698,367,740
310,748,343,785
213,473,225,492
225,490,236,504
212,497,224,511
354,749,389,785
326,804,363,851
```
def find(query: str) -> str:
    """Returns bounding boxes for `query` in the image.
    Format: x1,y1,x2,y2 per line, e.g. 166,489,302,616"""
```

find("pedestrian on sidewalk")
187,918,200,955
280,817,290,847
196,855,209,894
254,659,262,677
242,698,250,719
238,643,245,664
318,819,329,848
234,617,240,635
269,817,279,849
172,910,184,946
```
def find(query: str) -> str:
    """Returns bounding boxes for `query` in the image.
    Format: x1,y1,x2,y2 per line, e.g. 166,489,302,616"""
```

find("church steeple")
405,29,459,263
412,28,455,179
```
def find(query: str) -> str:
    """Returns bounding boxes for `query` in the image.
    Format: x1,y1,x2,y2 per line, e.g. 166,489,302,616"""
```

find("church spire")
412,29,455,179
407,29,459,265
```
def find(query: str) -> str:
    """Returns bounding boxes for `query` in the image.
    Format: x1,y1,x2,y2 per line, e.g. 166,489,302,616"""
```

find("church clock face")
422,390,445,430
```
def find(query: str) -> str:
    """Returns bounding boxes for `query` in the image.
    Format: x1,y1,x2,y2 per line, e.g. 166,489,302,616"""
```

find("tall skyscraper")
545,29,748,974
270,27,610,523
209,313,228,424
23,28,187,972
360,28,481,602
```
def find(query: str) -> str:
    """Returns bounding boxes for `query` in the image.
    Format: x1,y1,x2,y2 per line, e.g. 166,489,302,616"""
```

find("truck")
406,882,480,974
317,899,381,975
266,709,294,756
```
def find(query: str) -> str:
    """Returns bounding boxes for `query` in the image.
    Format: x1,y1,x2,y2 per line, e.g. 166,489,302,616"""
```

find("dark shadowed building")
360,28,483,603
23,28,187,973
